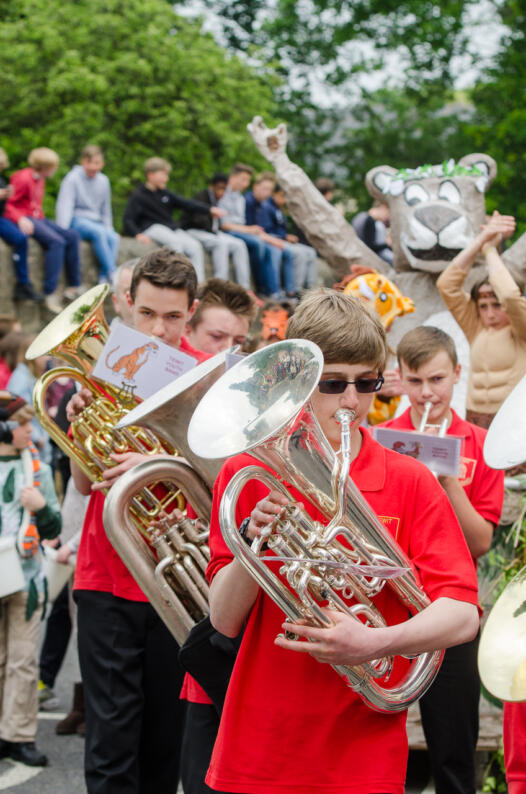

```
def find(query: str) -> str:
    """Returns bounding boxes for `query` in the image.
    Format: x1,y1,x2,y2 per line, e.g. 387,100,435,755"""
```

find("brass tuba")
102,351,236,643
187,339,444,713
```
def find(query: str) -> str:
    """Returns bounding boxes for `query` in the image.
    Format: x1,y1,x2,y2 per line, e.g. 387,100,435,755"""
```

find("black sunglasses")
318,375,384,395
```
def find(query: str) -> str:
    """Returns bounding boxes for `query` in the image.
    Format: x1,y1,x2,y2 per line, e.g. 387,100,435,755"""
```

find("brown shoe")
56,682,84,736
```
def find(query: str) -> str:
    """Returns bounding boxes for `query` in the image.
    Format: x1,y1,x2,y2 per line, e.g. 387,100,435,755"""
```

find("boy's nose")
340,383,360,411
152,319,165,338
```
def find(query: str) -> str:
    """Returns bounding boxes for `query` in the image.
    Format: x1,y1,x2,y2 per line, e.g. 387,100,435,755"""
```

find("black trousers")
181,702,220,794
39,582,72,688
419,634,480,794
76,590,186,794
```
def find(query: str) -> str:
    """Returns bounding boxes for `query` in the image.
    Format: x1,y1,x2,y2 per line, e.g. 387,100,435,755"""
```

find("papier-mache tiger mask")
366,154,497,274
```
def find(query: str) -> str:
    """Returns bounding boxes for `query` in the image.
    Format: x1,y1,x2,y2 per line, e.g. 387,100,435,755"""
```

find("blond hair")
254,170,276,185
0,148,9,171
144,157,171,176
28,147,59,171
286,287,388,370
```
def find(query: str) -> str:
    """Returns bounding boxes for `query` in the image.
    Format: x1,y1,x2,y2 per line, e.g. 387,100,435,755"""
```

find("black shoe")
0,738,9,759
6,741,48,767
13,283,44,303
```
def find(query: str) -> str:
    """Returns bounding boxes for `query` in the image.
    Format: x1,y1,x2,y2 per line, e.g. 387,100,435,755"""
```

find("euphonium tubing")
188,339,443,713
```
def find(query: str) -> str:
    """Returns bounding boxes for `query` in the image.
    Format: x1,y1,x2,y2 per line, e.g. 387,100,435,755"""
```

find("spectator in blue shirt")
245,172,297,300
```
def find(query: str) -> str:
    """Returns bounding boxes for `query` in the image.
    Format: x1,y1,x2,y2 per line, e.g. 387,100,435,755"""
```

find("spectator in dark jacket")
122,157,224,282
245,172,296,299
262,185,318,293
180,173,250,288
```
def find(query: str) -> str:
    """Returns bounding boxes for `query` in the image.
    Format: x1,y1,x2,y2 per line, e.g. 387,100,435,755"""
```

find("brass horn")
102,349,237,643
27,289,230,643
27,285,174,489
187,339,443,713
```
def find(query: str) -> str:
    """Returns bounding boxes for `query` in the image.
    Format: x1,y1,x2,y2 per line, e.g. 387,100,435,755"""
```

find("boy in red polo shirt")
68,247,209,794
380,325,504,794
204,289,480,794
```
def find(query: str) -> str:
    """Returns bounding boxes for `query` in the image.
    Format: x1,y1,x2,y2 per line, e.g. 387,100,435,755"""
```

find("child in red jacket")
4,148,82,313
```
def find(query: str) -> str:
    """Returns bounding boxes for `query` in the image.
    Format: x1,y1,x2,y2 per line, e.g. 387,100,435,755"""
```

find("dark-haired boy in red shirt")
205,290,480,794
68,248,210,794
380,325,504,794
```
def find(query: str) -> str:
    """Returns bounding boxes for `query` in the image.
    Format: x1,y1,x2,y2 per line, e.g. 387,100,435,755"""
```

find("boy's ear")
188,299,198,319
126,290,133,308
454,362,461,384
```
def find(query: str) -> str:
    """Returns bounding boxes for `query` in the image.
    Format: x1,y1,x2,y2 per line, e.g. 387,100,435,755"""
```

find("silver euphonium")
102,349,236,644
188,340,444,713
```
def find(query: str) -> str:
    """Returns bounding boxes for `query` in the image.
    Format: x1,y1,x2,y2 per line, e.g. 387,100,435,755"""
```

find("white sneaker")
44,293,63,314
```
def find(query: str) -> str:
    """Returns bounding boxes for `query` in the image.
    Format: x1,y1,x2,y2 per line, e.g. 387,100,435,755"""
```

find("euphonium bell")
187,339,443,713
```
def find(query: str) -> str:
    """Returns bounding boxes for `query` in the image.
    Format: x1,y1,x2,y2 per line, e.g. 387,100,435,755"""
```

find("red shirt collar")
179,335,211,365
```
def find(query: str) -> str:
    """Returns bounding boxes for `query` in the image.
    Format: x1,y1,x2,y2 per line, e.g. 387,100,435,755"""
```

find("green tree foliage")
463,1,526,226
0,0,279,223
180,0,487,209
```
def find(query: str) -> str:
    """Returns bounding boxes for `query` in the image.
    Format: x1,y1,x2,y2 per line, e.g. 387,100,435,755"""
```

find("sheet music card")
373,427,461,476
92,324,196,401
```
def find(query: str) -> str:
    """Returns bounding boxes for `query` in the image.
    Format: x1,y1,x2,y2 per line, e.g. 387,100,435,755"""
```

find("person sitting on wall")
122,157,224,283
55,144,120,285
180,173,251,290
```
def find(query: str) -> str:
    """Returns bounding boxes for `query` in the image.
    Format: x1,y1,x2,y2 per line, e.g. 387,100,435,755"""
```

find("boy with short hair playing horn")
204,288,480,794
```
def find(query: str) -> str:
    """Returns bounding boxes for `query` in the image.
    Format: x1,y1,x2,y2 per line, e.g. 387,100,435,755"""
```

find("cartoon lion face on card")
366,154,497,274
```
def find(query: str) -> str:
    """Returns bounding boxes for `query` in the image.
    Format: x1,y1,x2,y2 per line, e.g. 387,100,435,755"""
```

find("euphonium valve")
188,340,443,713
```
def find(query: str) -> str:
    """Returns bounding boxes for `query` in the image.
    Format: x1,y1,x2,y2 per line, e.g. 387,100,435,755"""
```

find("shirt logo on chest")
458,457,476,487
378,515,400,540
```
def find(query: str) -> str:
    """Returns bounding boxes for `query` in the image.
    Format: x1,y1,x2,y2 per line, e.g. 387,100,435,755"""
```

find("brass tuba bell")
187,339,443,713
102,349,237,644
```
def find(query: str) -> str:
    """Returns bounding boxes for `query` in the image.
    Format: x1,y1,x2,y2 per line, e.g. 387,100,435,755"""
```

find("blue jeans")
71,217,119,279
31,218,81,294
268,245,295,294
0,216,29,284
226,231,280,296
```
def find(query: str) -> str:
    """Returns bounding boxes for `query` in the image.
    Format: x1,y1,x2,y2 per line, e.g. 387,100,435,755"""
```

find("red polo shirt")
205,428,479,794
504,702,526,786
380,408,504,530
73,336,210,601
4,168,45,223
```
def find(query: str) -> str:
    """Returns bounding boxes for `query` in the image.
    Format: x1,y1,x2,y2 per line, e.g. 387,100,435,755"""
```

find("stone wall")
0,235,333,333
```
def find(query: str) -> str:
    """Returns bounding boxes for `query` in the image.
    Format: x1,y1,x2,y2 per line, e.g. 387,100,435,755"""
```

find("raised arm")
484,244,526,337
247,116,384,276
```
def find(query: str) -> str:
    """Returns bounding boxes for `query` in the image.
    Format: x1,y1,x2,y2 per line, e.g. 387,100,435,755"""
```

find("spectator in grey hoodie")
56,145,119,284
